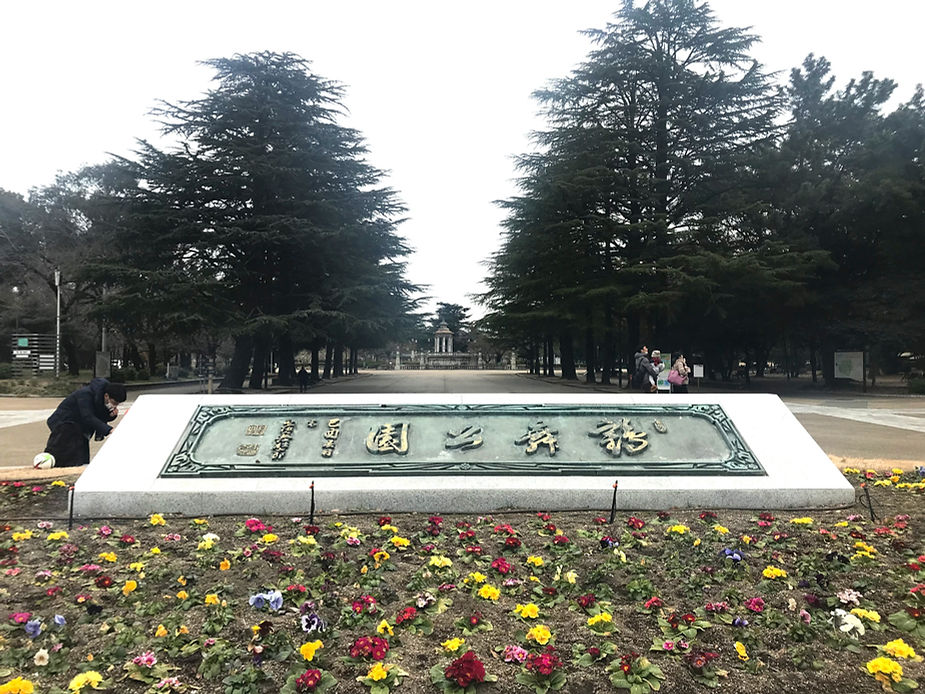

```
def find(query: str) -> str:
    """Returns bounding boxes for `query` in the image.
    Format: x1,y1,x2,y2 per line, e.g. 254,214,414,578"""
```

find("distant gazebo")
433,321,454,354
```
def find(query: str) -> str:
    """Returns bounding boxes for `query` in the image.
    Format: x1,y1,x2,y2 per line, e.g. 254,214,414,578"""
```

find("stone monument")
73,393,854,517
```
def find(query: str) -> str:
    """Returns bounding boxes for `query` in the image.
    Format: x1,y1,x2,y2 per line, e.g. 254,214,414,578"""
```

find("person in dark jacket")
44,378,127,467
632,346,660,392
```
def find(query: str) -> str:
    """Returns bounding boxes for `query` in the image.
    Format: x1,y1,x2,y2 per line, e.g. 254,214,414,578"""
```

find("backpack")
631,367,645,389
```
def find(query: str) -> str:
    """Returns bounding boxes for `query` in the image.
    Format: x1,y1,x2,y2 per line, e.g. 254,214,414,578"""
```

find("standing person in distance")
297,365,310,393
632,346,660,393
670,354,692,393
42,378,127,468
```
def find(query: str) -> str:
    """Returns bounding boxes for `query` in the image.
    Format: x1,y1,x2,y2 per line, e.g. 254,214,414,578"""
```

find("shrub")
0,362,12,379
908,377,925,395
136,369,150,381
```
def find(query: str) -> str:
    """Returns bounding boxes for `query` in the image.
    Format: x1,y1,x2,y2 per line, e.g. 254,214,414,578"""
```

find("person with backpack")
632,346,660,393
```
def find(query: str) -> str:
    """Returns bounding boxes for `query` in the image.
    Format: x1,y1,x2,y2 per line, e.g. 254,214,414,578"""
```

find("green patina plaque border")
159,404,764,478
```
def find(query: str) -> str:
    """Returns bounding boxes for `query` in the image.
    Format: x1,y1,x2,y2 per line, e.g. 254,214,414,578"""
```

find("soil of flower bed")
1,474,922,694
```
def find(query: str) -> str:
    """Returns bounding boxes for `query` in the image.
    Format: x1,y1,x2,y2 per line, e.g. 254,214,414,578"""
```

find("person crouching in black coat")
44,378,127,467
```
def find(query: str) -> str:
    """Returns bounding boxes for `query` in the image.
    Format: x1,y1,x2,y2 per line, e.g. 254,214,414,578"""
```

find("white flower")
201,533,220,543
837,588,862,606
34,647,50,666
832,608,865,637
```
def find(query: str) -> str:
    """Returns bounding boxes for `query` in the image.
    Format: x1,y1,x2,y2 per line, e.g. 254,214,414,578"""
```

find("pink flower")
744,597,765,613
9,612,31,624
503,644,528,663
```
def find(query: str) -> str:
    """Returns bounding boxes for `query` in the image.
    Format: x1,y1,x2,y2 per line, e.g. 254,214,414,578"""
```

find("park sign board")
161,403,762,478
73,393,854,517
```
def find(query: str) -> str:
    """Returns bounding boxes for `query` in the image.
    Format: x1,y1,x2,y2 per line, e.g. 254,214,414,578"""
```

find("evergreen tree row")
480,0,925,384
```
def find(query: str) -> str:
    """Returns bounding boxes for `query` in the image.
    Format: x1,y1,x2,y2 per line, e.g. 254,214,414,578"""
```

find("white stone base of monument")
73,393,854,517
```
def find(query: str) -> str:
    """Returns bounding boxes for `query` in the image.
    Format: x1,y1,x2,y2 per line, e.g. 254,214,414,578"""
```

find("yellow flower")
442,637,465,652
666,524,690,534
854,541,876,554
367,662,389,681
149,513,166,526
874,479,892,487
193,518,209,525
177,576,187,586
526,625,552,645
465,572,487,584
197,539,215,551
515,603,540,619
882,639,922,661
299,639,324,661
892,468,905,476
298,536,318,546
734,641,749,661
122,580,137,596
528,576,541,582
866,656,903,683
762,565,788,580
526,555,544,567
154,625,168,637
693,538,702,547
97,552,117,563
389,536,410,549
373,550,390,564
741,535,754,545
219,559,231,571
834,521,848,527
0,676,35,694
843,467,861,474
262,533,278,544
851,608,881,623
51,480,67,487
380,524,398,534
46,531,69,541
12,530,32,542
205,594,220,605
587,612,613,626
477,584,500,601
149,547,161,555
429,556,452,568
713,525,729,534
360,565,368,575
129,561,145,572
564,570,577,584
377,619,394,636
790,517,813,525
176,590,188,600
68,670,103,691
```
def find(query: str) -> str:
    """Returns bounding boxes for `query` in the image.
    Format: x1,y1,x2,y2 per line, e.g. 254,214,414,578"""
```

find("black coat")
46,377,117,439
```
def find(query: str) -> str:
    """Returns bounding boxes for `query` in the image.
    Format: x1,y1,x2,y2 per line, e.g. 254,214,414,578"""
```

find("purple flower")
267,590,283,611
24,618,43,639
732,617,749,627
53,614,66,627
248,594,267,609
300,611,325,633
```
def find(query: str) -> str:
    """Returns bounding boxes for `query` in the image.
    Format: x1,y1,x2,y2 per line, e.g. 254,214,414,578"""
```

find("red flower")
525,647,562,676
458,530,476,541
445,650,487,687
505,537,522,549
428,516,444,525
465,545,483,556
95,575,113,588
552,535,570,545
577,593,597,609
626,516,645,530
295,669,322,692
349,636,389,660
536,512,551,521
395,606,418,625
644,596,663,609
491,557,513,575
119,534,136,545
378,516,392,526
303,525,320,535
544,523,557,533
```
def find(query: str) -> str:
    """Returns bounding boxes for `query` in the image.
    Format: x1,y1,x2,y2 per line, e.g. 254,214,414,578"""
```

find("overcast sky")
2,2,923,317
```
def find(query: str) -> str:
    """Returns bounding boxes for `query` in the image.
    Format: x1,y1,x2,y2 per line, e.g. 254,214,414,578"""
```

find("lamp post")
55,268,61,378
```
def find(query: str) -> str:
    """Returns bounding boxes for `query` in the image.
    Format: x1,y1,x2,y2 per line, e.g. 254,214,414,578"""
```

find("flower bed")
0,468,923,693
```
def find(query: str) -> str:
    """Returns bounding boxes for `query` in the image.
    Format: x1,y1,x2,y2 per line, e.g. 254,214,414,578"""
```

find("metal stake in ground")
859,482,877,523
608,480,619,524
67,486,75,530
309,481,315,526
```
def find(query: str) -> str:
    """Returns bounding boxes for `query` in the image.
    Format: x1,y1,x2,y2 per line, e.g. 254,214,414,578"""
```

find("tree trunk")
146,342,157,376
584,322,596,384
350,346,358,375
600,306,613,385
310,342,320,382
277,334,295,386
333,341,344,378
810,343,818,383
221,335,253,390
248,337,269,390
322,340,333,380
560,330,577,380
